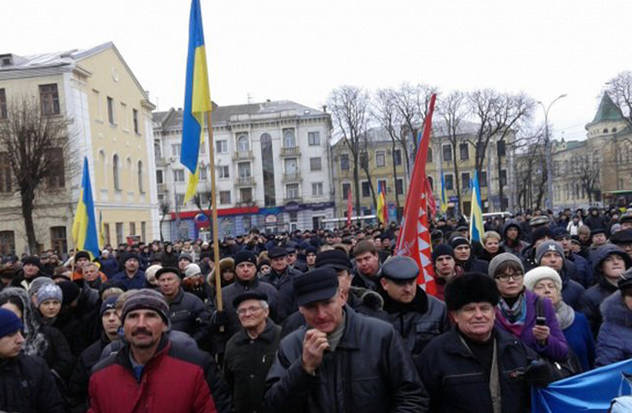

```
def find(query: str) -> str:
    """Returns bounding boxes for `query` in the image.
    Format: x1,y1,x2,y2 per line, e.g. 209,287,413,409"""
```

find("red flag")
346,188,352,228
395,94,437,295
425,178,436,218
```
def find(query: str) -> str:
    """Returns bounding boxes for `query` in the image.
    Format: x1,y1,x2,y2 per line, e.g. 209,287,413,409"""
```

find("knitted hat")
144,265,162,284
184,263,202,278
22,256,41,269
57,281,81,305
445,272,499,311
74,251,91,262
432,244,454,261
28,276,54,298
0,308,23,339
488,252,525,278
36,283,62,305
178,253,193,263
100,295,119,316
535,241,564,264
531,227,552,244
523,266,563,291
122,253,140,264
234,251,257,266
121,289,169,324
450,237,470,249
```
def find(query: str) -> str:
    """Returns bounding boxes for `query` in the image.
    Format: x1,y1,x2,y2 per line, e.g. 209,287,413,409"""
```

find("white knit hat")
523,266,563,292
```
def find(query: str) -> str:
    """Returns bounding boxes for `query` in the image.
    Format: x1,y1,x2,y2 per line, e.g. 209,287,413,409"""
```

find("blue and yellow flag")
71,157,100,258
181,0,212,204
469,170,485,245
440,173,448,213
377,182,387,224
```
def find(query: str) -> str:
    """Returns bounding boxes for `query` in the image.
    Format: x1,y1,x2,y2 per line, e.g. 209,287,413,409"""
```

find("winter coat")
167,288,212,344
109,269,147,290
417,327,541,413
380,287,450,359
265,305,429,412
458,256,490,274
97,256,119,279
261,267,302,322
566,252,593,288
89,337,217,413
0,353,65,413
500,219,529,256
51,308,91,358
40,324,74,383
553,267,586,311
68,334,112,413
223,320,281,413
221,278,280,339
495,290,569,362
562,311,595,371
595,291,632,366
160,249,179,268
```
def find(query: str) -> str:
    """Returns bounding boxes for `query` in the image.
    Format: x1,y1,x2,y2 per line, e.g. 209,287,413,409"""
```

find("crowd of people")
0,205,631,412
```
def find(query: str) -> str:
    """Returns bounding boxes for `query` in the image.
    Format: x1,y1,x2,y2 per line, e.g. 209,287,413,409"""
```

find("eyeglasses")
237,306,264,315
495,273,524,282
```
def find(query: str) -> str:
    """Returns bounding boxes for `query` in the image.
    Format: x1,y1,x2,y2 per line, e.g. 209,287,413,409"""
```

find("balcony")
280,146,301,157
157,183,168,193
282,172,302,182
236,200,256,207
232,150,254,161
155,157,168,167
235,176,256,186
283,195,302,203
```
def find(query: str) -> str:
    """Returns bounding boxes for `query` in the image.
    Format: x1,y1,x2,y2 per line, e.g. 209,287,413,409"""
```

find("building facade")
0,42,159,255
153,100,333,240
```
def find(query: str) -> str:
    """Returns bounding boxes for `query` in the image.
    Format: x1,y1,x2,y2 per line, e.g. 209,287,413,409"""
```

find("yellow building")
0,42,158,255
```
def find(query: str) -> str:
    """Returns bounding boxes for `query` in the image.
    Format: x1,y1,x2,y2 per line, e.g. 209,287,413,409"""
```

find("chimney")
322,105,327,113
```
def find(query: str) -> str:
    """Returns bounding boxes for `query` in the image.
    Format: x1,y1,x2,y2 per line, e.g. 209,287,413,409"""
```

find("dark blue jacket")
562,311,595,371
596,291,632,366
566,252,593,288
110,270,146,290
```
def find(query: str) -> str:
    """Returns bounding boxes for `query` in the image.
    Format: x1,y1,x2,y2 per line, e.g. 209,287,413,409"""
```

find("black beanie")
234,251,257,266
450,236,470,249
432,244,454,262
531,226,551,244
445,272,499,311
58,280,81,305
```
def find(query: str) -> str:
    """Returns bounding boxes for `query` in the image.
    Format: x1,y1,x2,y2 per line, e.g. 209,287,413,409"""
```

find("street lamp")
537,94,567,212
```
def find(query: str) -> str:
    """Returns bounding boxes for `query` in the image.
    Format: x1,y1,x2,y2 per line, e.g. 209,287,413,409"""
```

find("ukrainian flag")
377,182,387,224
71,157,100,258
440,173,448,213
181,0,212,204
469,170,485,245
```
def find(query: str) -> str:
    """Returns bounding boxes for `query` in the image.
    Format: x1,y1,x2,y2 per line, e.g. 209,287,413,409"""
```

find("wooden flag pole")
205,111,223,312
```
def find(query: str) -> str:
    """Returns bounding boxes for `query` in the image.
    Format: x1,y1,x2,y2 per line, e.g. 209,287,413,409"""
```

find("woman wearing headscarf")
488,253,569,362
524,266,594,371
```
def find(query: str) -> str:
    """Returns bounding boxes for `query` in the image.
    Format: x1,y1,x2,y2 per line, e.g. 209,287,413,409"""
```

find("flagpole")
205,112,222,312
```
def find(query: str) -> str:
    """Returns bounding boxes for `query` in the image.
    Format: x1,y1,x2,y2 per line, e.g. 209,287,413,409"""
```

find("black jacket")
261,267,301,322
40,324,74,383
221,278,280,338
381,287,450,358
417,327,540,413
0,354,65,413
224,320,281,413
580,279,617,337
167,288,212,344
68,334,112,413
265,306,429,412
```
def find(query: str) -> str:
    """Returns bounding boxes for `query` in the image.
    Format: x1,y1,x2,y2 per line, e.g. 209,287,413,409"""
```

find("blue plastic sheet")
532,359,632,412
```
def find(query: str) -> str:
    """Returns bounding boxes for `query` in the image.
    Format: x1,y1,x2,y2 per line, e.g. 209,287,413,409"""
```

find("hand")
301,329,329,374
532,325,550,342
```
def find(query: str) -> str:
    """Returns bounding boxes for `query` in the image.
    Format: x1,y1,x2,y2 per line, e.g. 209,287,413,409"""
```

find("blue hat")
100,295,119,317
0,308,23,339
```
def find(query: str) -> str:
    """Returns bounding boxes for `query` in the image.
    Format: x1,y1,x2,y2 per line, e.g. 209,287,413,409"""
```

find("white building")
153,100,333,239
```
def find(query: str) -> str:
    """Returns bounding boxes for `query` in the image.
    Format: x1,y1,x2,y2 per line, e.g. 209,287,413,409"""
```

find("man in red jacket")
88,289,217,413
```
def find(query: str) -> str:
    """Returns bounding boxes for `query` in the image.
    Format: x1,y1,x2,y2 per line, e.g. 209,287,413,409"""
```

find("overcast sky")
4,0,632,141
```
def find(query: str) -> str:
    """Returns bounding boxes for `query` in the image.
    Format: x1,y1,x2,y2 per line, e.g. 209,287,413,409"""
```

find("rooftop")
588,92,625,126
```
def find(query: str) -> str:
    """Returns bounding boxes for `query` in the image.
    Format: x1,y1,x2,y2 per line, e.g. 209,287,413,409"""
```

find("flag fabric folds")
98,210,106,248
71,157,100,258
181,0,212,204
377,182,387,224
346,189,352,228
440,173,448,213
395,94,437,294
469,171,485,245
425,178,436,218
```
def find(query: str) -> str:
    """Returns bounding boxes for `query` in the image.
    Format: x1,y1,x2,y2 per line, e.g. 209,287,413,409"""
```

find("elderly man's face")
83,265,100,282
237,299,269,330
270,256,288,273
299,291,344,334
540,251,563,272
451,302,495,342
158,272,181,298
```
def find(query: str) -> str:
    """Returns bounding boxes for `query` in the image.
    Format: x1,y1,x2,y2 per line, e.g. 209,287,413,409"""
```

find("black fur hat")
445,272,499,311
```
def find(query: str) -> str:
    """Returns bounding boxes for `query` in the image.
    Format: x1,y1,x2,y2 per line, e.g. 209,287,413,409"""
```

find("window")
396,178,404,195
238,162,251,178
216,140,228,154
459,143,469,160
120,102,128,130
137,161,144,193
308,131,321,146
218,165,230,178
480,171,487,187
237,134,249,152
107,96,115,124
0,231,15,255
240,188,253,202
393,149,402,166
173,169,185,182
461,172,470,190
50,226,67,254
310,157,322,171
199,166,207,181
39,84,60,115
130,222,136,236
497,140,506,157
141,222,146,242
284,158,298,174
500,169,507,187
103,223,110,246
133,109,139,134
0,88,6,119
286,183,299,199
442,144,452,162
112,154,120,190
171,144,181,157
115,222,124,245
361,181,371,197
444,174,454,190
156,170,163,184
283,128,296,148
340,154,350,170
175,193,185,206
312,182,323,196
376,151,386,168
342,182,351,199
360,152,369,169
0,152,11,192
219,191,231,204
427,147,432,162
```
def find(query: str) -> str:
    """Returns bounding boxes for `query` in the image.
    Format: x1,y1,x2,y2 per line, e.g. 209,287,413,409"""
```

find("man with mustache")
88,289,218,412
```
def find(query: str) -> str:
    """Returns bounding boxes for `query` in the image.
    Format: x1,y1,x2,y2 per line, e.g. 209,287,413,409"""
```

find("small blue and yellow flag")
440,173,448,213
181,0,212,204
71,157,100,258
377,182,387,224
469,170,485,245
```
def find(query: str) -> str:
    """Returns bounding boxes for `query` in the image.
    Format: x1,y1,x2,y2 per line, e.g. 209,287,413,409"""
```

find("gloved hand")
213,310,229,327
523,360,554,387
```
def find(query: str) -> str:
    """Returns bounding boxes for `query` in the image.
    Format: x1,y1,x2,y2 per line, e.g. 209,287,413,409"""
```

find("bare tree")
0,97,76,253
159,200,170,242
578,155,600,203
328,86,370,216
514,129,546,210
604,71,632,145
358,133,378,209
